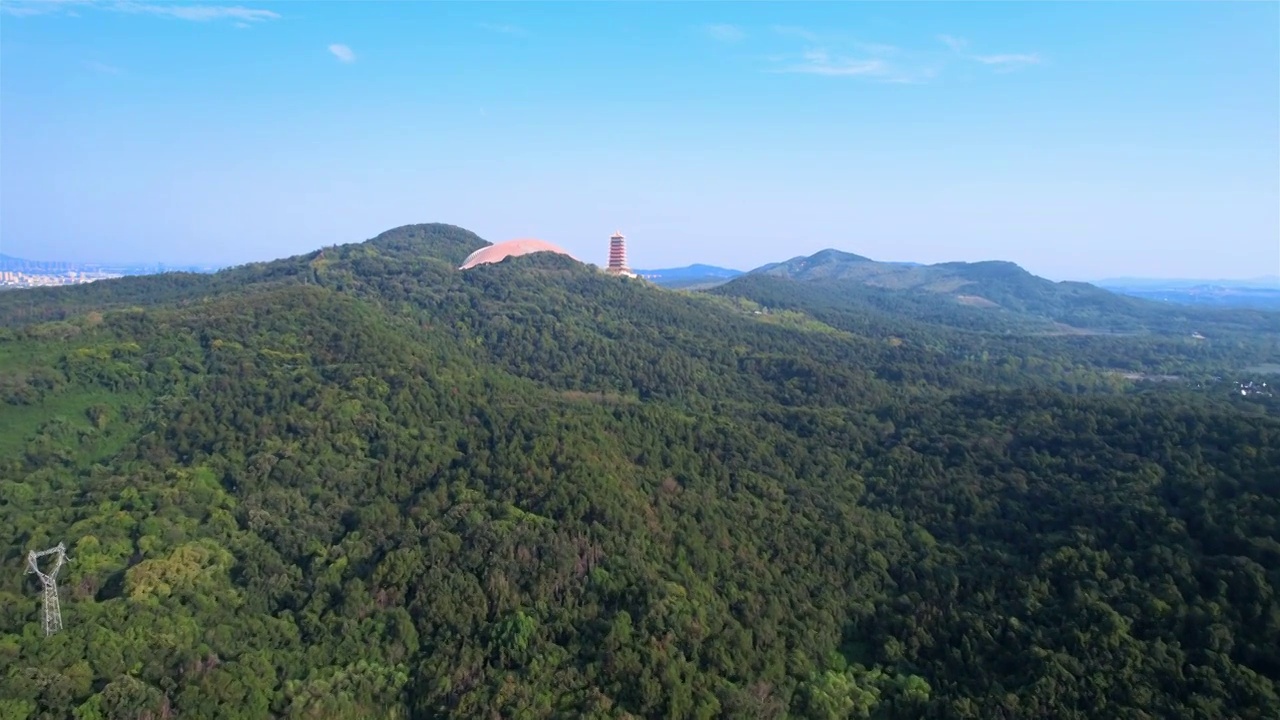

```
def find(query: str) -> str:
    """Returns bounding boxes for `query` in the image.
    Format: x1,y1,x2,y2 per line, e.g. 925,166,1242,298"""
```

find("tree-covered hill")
753,249,877,279
714,271,1280,378
736,248,1280,337
0,223,487,329
1,224,1277,719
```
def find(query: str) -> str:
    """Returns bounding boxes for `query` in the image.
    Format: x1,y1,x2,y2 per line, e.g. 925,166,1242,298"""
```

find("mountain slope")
0,223,487,328
751,249,1138,315
729,248,1280,337
2,224,1278,719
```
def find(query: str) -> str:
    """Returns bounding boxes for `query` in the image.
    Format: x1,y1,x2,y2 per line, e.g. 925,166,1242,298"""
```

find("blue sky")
1,1,1277,280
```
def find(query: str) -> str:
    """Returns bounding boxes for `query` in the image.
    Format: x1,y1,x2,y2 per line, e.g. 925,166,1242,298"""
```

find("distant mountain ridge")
1095,275,1280,310
711,246,1280,335
1104,285,1280,311
0,253,78,273
634,263,743,289
1098,276,1280,289
748,247,1128,312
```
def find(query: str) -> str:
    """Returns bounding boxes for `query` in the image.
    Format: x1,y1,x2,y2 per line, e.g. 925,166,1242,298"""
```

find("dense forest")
1,224,1277,718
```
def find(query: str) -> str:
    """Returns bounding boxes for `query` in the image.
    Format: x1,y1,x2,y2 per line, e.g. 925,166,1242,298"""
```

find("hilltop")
750,249,1139,320
1,223,1278,719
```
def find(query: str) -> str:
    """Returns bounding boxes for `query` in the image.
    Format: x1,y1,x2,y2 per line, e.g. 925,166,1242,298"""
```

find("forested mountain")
729,248,1280,337
747,248,1151,328
2,223,1278,719
753,249,878,278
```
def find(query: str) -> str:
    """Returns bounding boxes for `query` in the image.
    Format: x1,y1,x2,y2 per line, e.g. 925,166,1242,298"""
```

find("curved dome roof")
459,238,576,270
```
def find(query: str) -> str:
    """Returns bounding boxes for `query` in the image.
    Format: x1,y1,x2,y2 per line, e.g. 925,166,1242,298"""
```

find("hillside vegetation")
741,249,1280,337
1,224,1278,719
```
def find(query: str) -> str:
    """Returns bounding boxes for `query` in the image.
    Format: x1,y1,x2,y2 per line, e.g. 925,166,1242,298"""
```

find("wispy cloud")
0,4,45,17
114,2,279,22
705,23,745,43
975,53,1041,67
856,41,901,57
772,25,821,44
779,49,889,78
1,0,90,17
84,59,122,75
940,35,1042,72
478,22,527,36
938,34,968,52
748,27,1040,83
766,28,937,84
328,43,356,63
2,0,280,22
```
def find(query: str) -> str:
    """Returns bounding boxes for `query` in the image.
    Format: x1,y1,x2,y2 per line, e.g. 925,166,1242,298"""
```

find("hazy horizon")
2,1,1277,281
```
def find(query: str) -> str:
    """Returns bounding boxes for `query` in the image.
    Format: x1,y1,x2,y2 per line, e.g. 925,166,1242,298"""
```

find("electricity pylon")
25,543,67,636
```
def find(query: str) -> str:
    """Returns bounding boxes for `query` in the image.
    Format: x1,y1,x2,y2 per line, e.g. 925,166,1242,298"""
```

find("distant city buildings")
0,254,220,289
0,270,120,289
